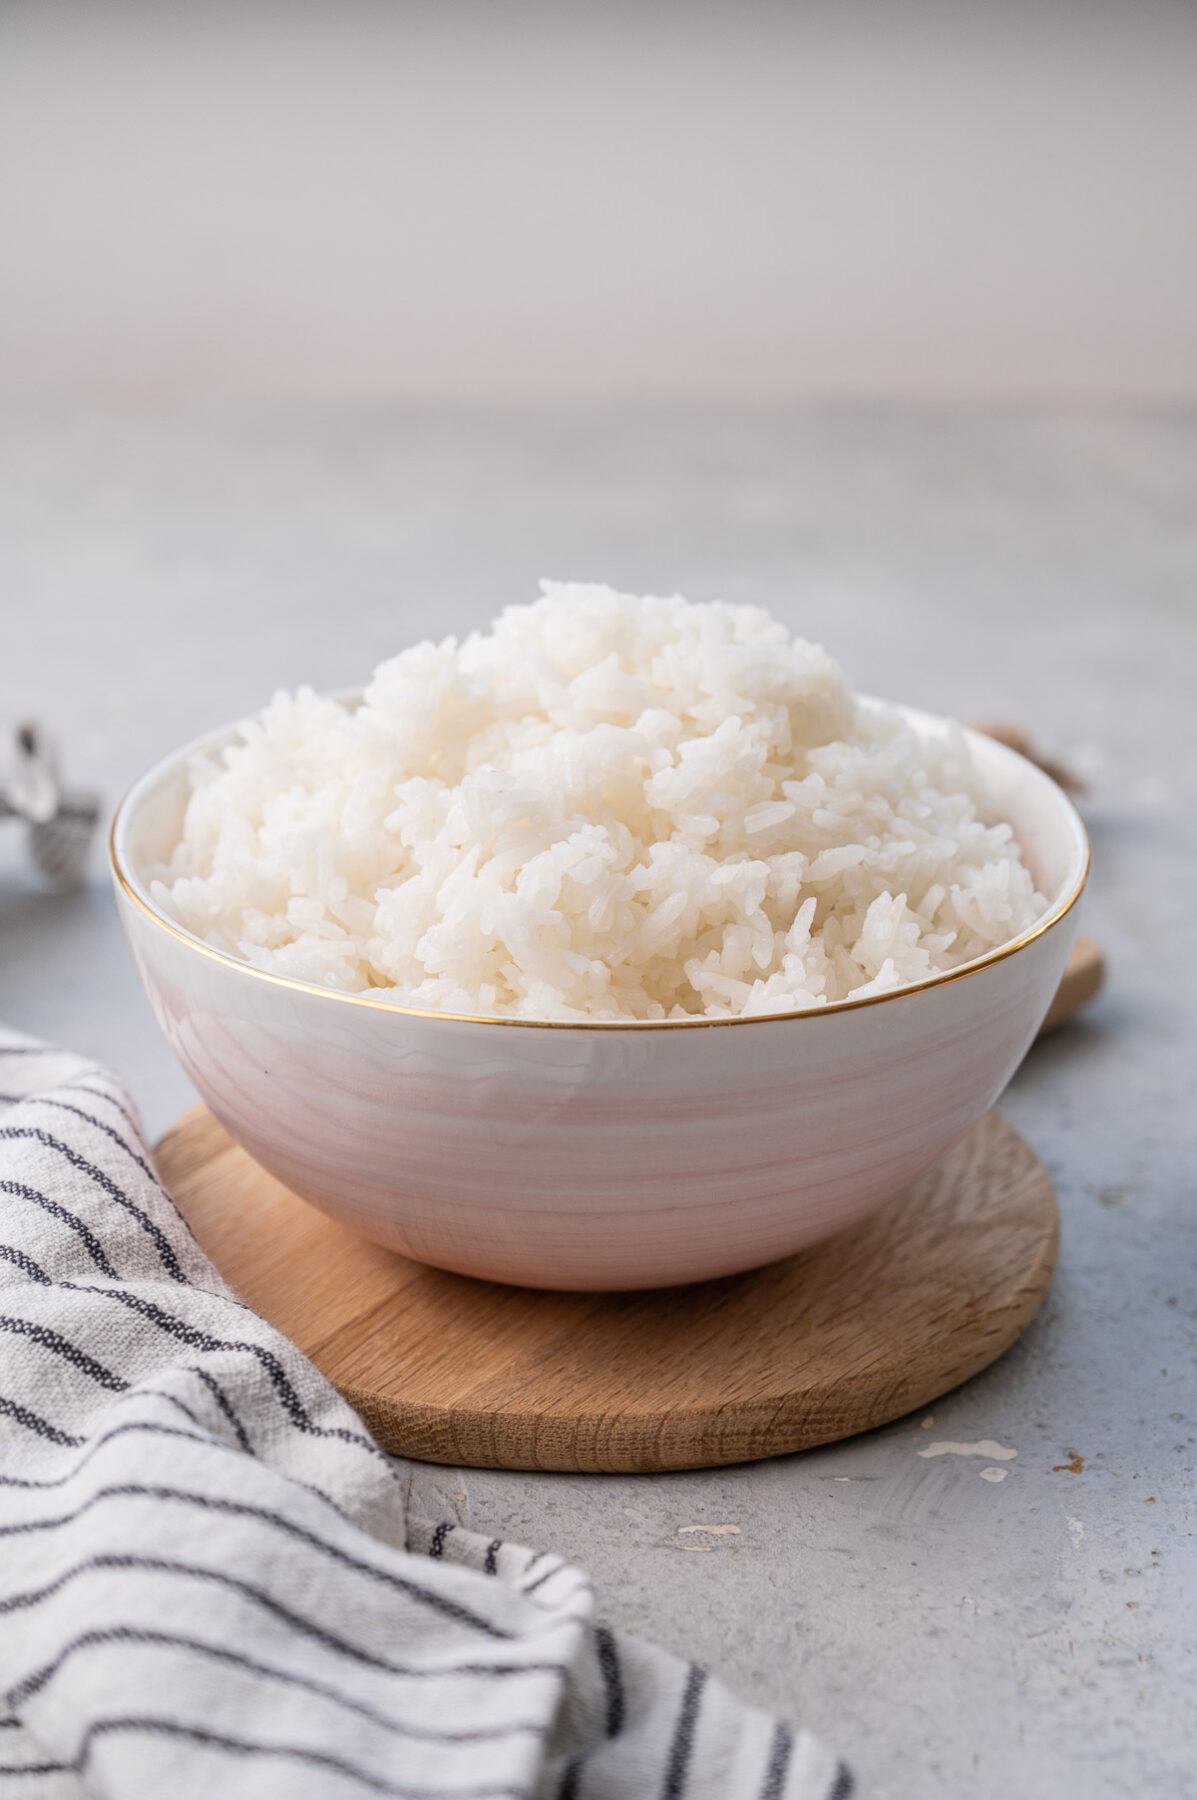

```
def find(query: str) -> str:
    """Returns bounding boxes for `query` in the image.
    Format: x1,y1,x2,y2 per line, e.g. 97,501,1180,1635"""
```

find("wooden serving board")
157,1109,1059,1474
1040,934,1104,1036
155,937,1099,1473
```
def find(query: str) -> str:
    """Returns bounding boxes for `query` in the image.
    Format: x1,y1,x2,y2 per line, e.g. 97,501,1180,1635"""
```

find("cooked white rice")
150,583,1047,1021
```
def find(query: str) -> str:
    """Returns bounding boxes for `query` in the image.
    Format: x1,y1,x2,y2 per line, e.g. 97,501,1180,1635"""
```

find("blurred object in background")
0,722,101,888
1,0,1195,407
970,722,1086,796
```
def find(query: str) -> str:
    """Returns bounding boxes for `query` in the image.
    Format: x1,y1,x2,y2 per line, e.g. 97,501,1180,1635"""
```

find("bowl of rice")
113,584,1088,1289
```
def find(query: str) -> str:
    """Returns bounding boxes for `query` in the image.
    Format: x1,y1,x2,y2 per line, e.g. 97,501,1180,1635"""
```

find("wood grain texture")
156,1107,1059,1473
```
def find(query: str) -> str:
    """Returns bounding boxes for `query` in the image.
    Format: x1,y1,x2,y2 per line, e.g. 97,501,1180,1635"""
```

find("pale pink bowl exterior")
112,709,1088,1290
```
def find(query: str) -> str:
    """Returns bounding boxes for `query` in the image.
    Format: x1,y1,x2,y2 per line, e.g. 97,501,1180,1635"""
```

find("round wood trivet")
155,1107,1058,1473
1040,934,1104,1036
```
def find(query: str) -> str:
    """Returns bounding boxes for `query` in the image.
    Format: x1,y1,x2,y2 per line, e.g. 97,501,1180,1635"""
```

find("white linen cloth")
0,1028,851,1799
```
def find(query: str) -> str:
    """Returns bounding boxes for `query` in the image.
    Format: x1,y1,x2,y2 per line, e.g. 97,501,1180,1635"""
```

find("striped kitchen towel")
0,1027,851,1799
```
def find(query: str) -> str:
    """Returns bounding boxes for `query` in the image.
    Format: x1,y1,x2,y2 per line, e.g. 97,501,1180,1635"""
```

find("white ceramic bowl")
112,704,1088,1291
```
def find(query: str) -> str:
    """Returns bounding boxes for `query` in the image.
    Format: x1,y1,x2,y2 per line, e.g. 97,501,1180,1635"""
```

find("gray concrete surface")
1,409,1193,1798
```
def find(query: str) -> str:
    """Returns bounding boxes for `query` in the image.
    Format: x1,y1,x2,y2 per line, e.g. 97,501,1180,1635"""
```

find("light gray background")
3,0,1197,407
1,409,1194,1798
